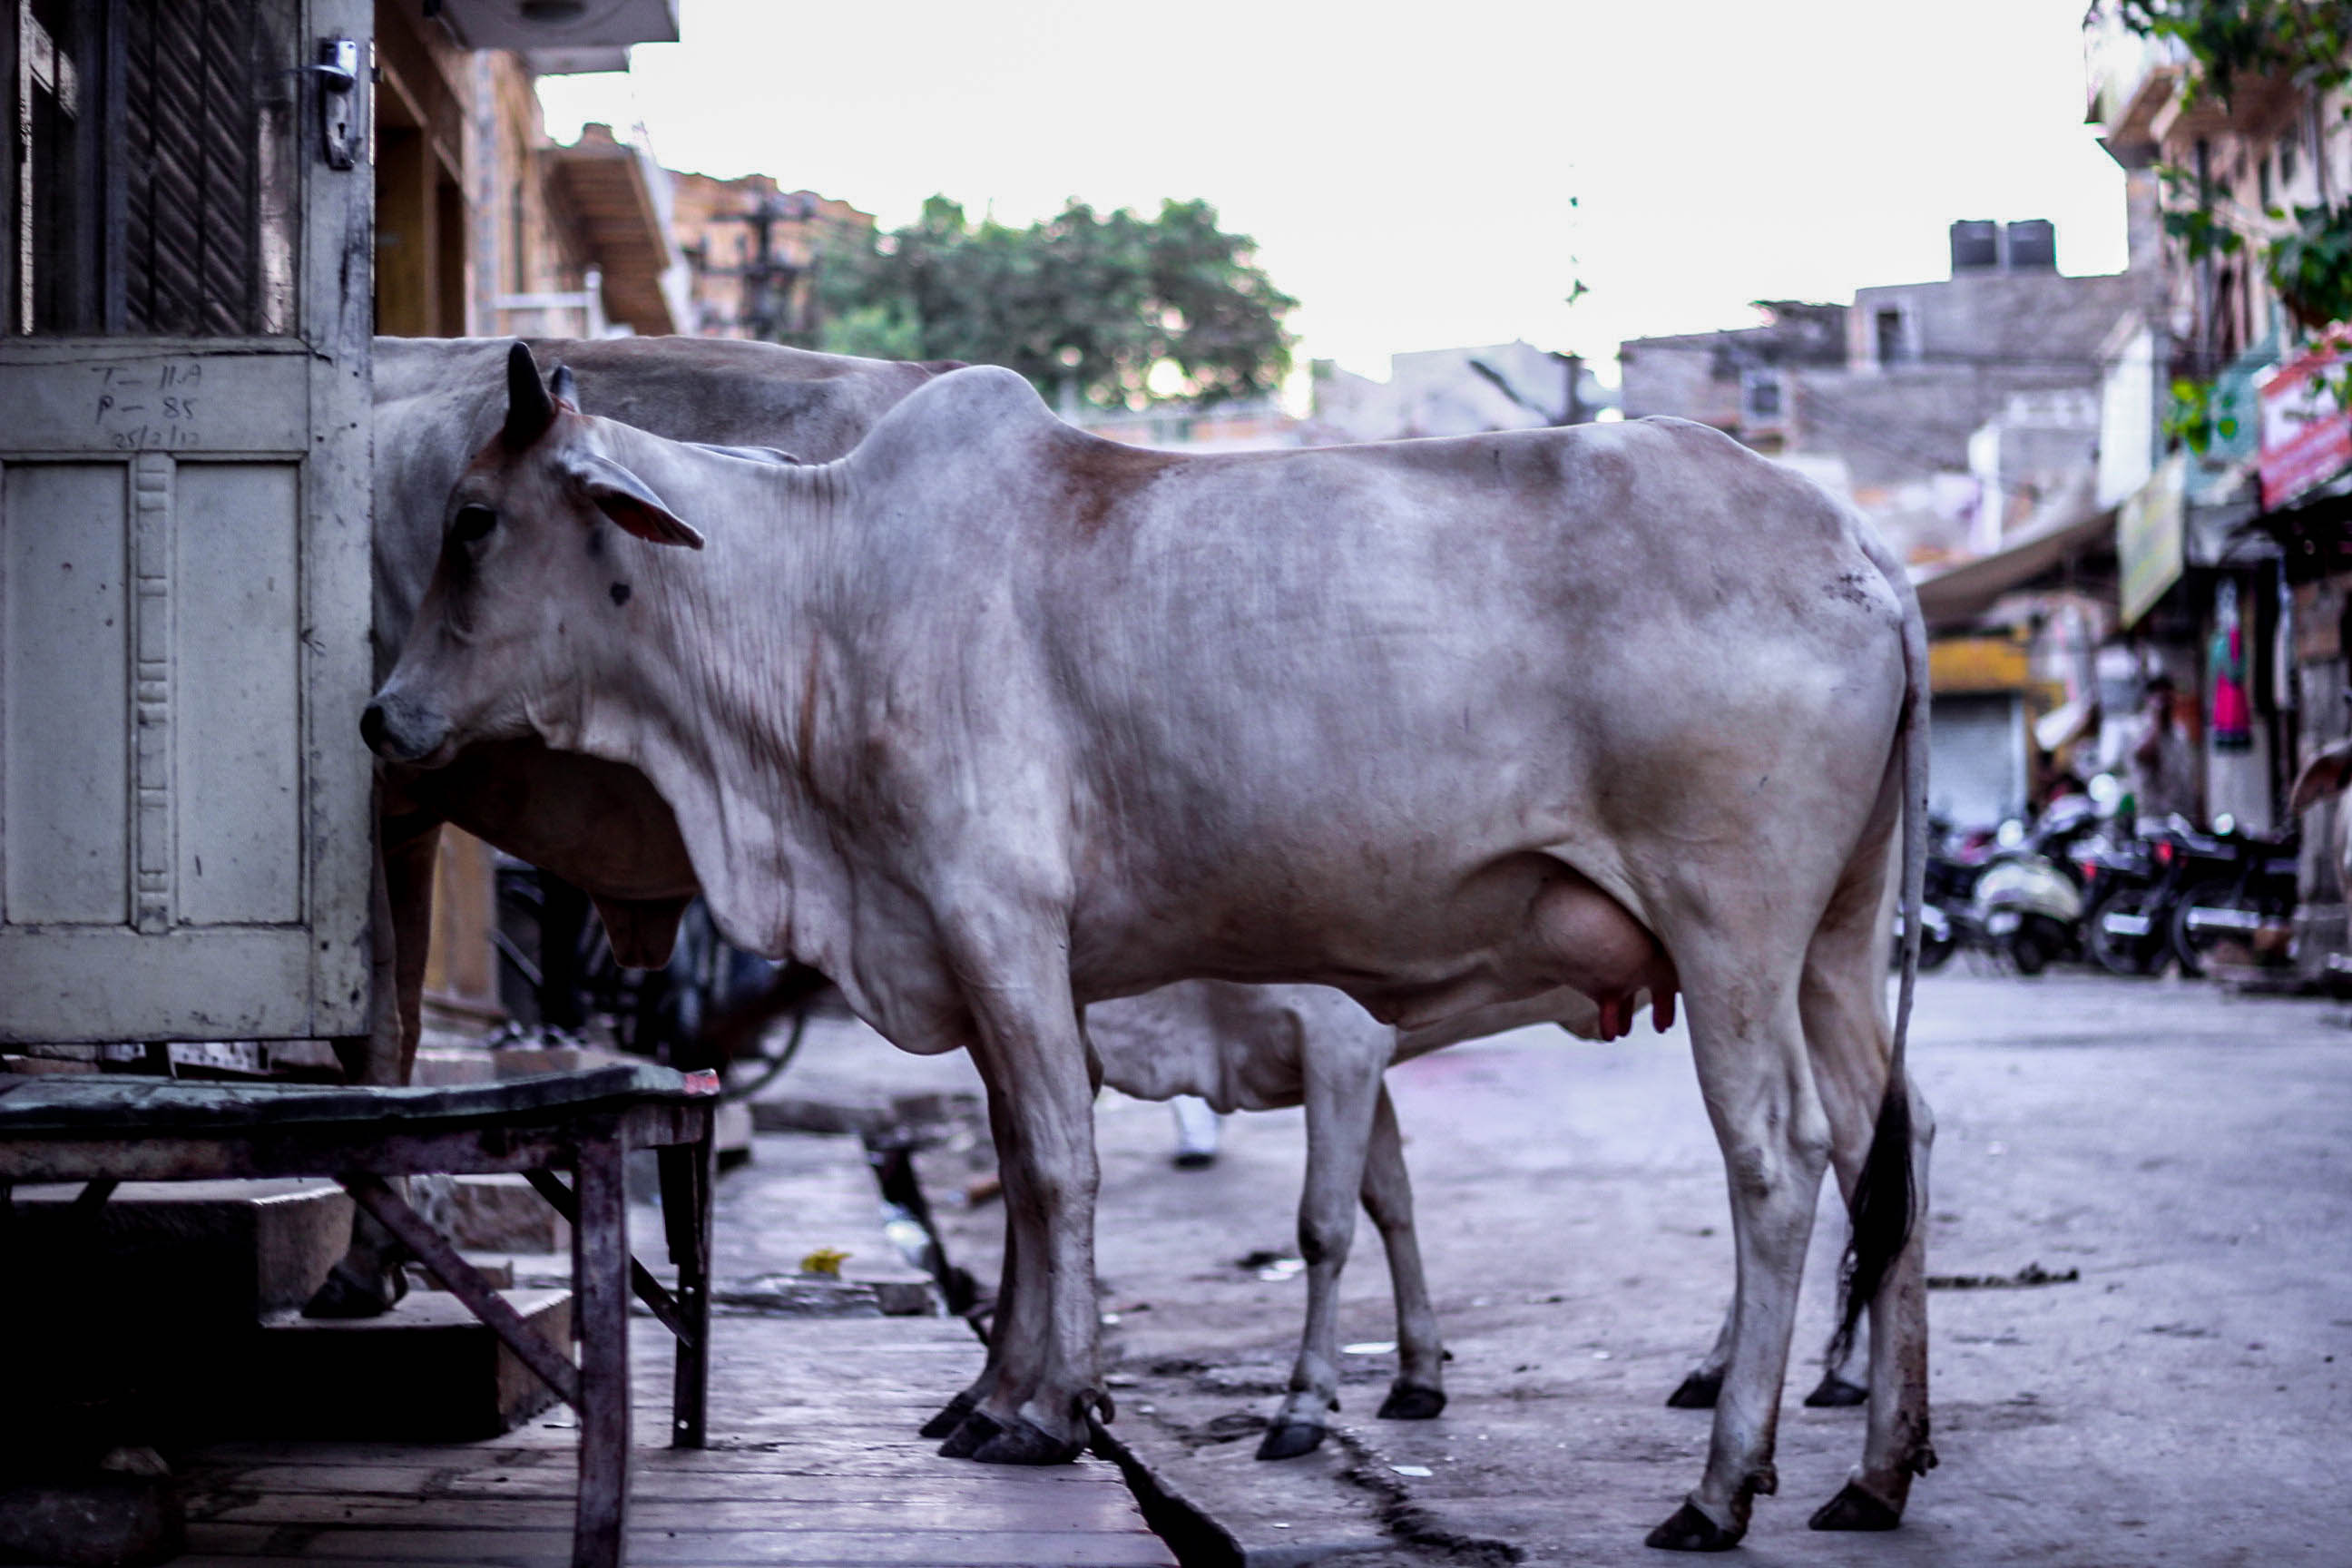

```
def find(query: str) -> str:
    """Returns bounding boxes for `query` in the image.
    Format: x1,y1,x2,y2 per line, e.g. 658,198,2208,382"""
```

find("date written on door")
89,360,203,450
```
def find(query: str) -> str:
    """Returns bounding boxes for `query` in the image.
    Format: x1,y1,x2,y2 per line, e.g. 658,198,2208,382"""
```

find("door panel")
0,0,371,1044
174,460,302,927
2,462,131,926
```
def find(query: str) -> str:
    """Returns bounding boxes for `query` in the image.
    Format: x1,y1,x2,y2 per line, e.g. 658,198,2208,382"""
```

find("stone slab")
240,1289,571,1442
414,1171,567,1254
6,1178,352,1320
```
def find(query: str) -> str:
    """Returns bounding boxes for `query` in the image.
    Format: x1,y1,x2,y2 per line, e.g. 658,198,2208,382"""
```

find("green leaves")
2165,374,2242,453
2116,0,2352,103
2268,201,2352,330
2122,6,2352,341
797,197,1297,410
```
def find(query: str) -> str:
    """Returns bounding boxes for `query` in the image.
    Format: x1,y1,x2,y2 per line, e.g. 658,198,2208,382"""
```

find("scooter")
1968,795,2102,975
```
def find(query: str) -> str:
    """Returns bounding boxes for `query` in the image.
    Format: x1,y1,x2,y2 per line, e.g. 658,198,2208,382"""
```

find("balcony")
2083,3,2187,155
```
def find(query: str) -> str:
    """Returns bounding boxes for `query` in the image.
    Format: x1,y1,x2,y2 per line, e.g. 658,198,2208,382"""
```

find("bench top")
0,1063,714,1138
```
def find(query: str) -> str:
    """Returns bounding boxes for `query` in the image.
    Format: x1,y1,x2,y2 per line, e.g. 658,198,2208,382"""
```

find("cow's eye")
452,505,497,544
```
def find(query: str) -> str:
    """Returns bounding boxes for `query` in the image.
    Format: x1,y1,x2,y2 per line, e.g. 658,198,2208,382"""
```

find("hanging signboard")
2119,454,2186,628
2259,334,2352,510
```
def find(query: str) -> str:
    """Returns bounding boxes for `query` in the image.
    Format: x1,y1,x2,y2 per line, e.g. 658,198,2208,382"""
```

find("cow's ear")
566,451,705,549
2291,739,2352,813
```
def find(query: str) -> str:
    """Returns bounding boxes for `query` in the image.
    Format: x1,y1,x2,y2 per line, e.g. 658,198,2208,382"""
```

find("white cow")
365,338,1460,1455
368,347,1932,1549
1082,983,1448,1458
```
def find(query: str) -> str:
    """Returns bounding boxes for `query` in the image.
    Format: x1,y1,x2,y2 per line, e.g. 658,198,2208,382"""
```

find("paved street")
892,972,2352,1566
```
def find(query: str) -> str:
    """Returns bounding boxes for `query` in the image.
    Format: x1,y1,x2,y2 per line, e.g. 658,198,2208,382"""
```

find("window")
1742,368,1783,423
7,0,298,335
1875,308,1909,367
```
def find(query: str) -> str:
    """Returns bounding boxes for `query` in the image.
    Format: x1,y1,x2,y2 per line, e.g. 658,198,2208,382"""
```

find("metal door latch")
315,37,358,170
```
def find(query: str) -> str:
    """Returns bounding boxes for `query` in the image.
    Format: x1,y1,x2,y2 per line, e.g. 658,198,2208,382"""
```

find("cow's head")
362,342,704,768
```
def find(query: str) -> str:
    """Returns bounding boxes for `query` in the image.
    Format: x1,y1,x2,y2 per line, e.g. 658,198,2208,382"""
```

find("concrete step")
5,1178,350,1324
242,1288,572,1442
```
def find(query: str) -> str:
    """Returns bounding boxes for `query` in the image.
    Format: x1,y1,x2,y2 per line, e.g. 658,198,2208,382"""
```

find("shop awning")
1911,497,2117,629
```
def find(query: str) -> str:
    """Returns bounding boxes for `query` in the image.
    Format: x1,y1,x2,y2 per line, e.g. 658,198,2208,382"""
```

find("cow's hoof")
1663,1370,1720,1409
936,1412,1002,1459
919,1391,977,1440
1377,1383,1446,1420
1808,1482,1902,1532
1644,1501,1742,1552
1802,1373,1868,1408
1255,1422,1325,1461
299,1259,407,1320
971,1417,1085,1465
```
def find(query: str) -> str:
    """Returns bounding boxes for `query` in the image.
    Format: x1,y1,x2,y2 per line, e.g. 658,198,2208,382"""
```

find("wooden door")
0,0,373,1044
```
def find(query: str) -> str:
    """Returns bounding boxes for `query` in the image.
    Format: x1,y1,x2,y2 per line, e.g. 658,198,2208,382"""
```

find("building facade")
1621,227,2136,824
670,172,874,341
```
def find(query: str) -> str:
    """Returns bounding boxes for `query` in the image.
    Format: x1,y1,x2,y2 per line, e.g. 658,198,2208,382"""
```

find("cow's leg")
1803,1297,1870,1408
305,809,443,1319
1668,1304,1735,1410
931,1077,1024,1449
922,1221,1008,1441
1259,1045,1384,1460
1362,1084,1445,1421
1673,1269,1867,1410
1797,869,1935,1529
933,923,1102,1466
1645,950,1824,1553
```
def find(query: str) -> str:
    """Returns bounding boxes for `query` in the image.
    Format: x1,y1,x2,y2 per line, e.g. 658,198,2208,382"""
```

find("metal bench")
0,1063,718,1568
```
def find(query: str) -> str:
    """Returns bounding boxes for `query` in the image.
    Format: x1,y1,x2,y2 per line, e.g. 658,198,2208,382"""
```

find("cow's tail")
1828,534,1929,1371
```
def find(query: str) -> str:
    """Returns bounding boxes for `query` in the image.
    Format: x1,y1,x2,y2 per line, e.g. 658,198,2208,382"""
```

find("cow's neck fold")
570,421,856,986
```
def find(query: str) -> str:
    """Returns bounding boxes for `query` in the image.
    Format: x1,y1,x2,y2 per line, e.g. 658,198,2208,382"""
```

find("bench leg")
573,1141,631,1568
657,1138,713,1448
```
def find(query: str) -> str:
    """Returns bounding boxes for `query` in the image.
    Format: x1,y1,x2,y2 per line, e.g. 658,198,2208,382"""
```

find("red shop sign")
2259,334,2352,510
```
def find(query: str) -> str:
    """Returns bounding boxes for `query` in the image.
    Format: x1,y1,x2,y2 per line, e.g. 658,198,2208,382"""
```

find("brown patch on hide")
1059,439,1183,537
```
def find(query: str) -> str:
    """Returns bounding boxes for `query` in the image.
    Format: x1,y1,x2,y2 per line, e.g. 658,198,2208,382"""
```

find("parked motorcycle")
2166,819,2299,976
2081,830,2169,975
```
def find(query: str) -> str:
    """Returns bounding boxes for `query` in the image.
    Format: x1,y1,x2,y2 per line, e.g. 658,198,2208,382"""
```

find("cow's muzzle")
360,692,454,766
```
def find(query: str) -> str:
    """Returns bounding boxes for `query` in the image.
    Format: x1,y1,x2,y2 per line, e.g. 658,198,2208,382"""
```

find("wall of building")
1311,341,1607,442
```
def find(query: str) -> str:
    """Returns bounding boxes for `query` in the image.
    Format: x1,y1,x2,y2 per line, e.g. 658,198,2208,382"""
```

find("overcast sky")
537,0,2129,388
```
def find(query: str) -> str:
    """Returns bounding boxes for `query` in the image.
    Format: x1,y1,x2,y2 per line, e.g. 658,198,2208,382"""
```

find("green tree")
796,196,1296,409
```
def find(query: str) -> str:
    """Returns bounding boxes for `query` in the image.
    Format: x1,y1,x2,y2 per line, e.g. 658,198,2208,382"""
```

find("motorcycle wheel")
2086,888,2163,976
2009,926,2049,975
2169,891,2255,979
1917,926,1957,974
